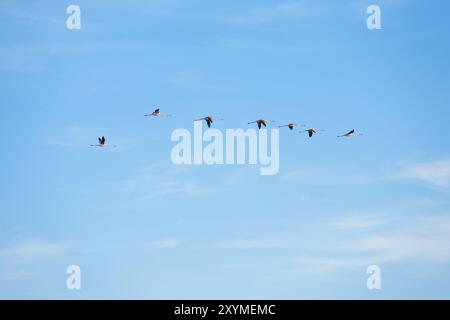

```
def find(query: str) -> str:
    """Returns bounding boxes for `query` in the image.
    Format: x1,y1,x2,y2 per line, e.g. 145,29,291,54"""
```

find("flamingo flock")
91,107,363,147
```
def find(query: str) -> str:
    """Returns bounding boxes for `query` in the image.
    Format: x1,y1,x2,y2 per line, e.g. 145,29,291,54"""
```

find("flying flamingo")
279,123,304,131
90,136,117,148
337,129,363,138
144,108,171,117
248,119,276,129
300,128,325,138
194,116,224,128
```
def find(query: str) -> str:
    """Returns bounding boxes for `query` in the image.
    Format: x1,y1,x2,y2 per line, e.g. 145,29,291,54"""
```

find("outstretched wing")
101,136,106,144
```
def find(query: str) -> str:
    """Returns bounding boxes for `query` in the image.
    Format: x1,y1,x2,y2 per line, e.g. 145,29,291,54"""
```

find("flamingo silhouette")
279,123,304,131
248,119,278,130
90,136,117,148
337,129,363,138
144,108,171,117
194,116,224,128
300,128,325,138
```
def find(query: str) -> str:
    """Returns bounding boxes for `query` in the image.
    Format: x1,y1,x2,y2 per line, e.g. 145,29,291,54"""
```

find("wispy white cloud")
211,214,450,275
394,159,450,187
294,256,374,274
329,215,388,230
349,0,410,17
0,237,71,280
147,237,180,249
99,0,177,17
281,167,377,186
350,0,409,11
122,165,212,199
0,2,60,27
282,157,450,189
0,241,69,263
216,36,320,55
0,41,156,72
0,271,34,280
227,1,318,27
310,215,450,271
213,239,294,250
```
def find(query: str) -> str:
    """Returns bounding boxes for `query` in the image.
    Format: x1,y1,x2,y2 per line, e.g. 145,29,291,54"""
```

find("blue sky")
1,0,450,299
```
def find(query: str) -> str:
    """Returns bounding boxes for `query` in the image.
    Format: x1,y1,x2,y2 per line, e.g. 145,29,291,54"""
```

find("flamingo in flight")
337,129,363,138
248,119,276,129
300,128,325,138
194,116,224,128
279,123,304,131
90,136,117,148
144,108,171,117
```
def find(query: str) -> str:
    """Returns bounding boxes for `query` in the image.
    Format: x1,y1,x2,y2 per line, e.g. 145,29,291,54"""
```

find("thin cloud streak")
208,214,450,275
122,165,212,199
0,241,69,263
146,237,180,249
395,159,450,188
226,1,319,27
